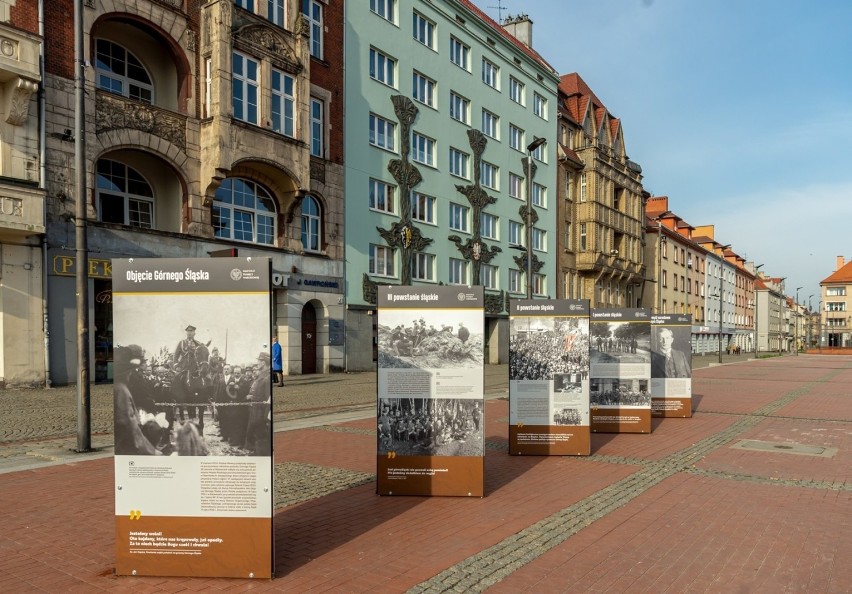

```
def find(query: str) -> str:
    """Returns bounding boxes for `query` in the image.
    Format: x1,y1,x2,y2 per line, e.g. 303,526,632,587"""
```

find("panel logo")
230,269,243,281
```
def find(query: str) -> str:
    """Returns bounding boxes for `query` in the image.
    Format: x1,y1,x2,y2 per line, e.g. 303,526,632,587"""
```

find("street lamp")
525,137,547,299
753,263,764,356
795,286,802,355
712,287,723,364
808,294,814,348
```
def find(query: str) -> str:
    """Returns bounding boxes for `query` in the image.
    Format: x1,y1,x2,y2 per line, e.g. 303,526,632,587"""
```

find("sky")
472,0,852,307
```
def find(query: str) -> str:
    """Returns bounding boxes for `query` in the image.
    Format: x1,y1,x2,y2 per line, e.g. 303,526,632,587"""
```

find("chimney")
837,255,846,271
502,13,533,48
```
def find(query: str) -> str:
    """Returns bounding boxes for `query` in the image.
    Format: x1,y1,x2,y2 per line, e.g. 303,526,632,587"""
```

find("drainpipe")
39,0,51,387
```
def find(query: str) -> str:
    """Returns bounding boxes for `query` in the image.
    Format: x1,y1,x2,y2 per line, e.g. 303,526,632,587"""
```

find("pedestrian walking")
272,336,283,387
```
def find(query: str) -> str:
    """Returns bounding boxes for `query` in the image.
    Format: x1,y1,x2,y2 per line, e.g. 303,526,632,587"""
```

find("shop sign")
52,254,113,279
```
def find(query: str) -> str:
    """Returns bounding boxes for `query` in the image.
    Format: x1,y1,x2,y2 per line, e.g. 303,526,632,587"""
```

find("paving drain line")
407,366,847,593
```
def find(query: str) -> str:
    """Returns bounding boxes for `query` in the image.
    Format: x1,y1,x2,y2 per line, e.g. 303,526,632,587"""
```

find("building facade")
555,73,645,307
343,2,560,368
820,256,852,348
43,0,344,384
0,1,44,387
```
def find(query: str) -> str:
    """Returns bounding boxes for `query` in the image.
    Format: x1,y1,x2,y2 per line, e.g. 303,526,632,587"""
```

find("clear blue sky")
472,0,852,306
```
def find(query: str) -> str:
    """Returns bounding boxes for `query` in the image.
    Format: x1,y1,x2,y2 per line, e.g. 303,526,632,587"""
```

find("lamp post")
753,263,763,356
712,286,723,364
808,294,814,348
795,286,802,355
524,137,547,299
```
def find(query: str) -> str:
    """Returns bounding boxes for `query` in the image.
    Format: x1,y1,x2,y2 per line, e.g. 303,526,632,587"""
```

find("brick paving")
2,354,851,592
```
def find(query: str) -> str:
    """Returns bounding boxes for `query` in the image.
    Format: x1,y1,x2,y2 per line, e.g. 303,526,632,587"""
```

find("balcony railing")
95,90,187,152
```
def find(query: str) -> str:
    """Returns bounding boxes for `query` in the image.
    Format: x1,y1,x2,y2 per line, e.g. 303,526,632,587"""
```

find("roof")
821,259,852,284
457,1,558,75
558,73,608,126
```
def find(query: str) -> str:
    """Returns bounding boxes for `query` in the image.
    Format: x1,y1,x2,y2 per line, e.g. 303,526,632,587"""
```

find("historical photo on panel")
510,317,590,381
590,378,651,407
651,324,692,378
590,321,651,365
378,310,483,370
377,397,483,457
113,294,272,457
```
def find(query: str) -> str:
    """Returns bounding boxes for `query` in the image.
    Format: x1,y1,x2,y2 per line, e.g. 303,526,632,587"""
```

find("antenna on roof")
488,0,508,23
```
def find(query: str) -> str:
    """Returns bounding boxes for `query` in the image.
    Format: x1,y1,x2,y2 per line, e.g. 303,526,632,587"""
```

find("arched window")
96,159,154,228
301,195,321,252
213,178,277,245
95,39,154,104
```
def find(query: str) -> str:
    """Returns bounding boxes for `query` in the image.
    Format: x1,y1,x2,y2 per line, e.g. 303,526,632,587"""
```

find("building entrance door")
301,302,317,374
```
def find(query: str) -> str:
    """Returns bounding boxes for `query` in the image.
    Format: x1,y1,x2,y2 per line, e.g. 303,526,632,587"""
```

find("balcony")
95,90,188,152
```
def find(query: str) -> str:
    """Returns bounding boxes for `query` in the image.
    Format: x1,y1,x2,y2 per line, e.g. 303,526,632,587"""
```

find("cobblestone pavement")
6,353,848,592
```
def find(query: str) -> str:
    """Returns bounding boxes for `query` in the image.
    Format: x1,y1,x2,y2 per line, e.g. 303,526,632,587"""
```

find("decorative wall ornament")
233,25,301,72
185,30,197,52
362,273,395,305
95,91,187,151
0,37,17,58
484,290,506,314
4,77,38,126
295,13,311,38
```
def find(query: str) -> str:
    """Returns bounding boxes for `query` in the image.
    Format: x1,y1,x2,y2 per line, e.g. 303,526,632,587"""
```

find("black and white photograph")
650,324,692,379
377,397,483,457
377,310,483,370
553,407,583,426
590,378,651,407
554,374,583,393
509,317,590,381
590,321,651,365
113,293,272,457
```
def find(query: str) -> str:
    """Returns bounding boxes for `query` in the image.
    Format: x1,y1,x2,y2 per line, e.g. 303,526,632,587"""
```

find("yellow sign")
52,255,113,279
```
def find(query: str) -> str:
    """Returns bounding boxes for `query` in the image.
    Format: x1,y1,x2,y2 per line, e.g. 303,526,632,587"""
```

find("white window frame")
481,263,498,290
412,11,435,48
271,68,295,137
449,202,469,232
369,244,396,277
509,173,523,199
532,183,546,208
481,57,499,89
533,92,547,119
449,147,469,179
212,177,277,245
481,211,498,240
533,273,546,296
203,58,212,118
531,141,546,162
482,109,499,139
509,124,524,151
370,0,395,23
412,71,436,108
411,191,436,224
509,76,524,104
412,132,435,167
268,0,285,26
412,252,436,281
369,178,395,214
509,269,522,293
232,51,259,125
300,195,321,253
449,36,470,71
310,97,324,157
369,113,396,151
449,91,469,124
579,172,587,202
480,161,498,190
369,47,396,87
303,0,323,59
509,220,523,246
449,258,469,285
532,227,547,252
96,159,155,229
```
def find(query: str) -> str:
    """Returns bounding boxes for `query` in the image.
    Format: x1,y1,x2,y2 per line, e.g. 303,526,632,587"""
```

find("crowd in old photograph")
510,329,589,381
590,381,651,407
553,407,583,425
377,398,483,456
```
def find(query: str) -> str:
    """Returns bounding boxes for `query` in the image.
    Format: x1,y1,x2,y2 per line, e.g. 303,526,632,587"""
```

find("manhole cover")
731,439,837,458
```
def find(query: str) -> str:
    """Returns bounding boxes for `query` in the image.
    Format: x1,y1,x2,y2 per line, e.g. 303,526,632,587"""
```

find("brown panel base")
377,455,484,497
651,397,693,418
509,425,590,456
115,515,272,578
591,408,652,433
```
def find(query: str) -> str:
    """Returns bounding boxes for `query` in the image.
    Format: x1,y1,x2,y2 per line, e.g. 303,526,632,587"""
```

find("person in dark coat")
457,322,470,343
244,352,272,455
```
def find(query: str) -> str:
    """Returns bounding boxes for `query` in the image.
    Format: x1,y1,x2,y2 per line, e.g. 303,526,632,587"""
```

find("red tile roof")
821,260,852,284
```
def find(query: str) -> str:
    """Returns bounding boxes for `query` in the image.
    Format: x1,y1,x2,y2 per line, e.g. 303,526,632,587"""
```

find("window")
268,0,285,26
213,178,276,245
96,159,154,228
827,302,847,312
271,69,295,137
481,264,498,290
449,148,469,178
449,92,469,124
232,52,259,124
533,92,547,119
449,202,469,232
662,271,667,287
481,58,499,88
371,0,395,22
481,212,498,239
449,258,469,285
509,173,523,199
411,192,436,224
236,0,254,10
532,183,546,207
412,132,435,166
532,228,546,251
412,11,435,48
369,48,396,87
412,252,435,281
579,172,587,202
532,274,545,296
302,0,323,58
580,223,587,250
203,58,212,118
450,36,469,70
509,77,524,104
480,161,498,190
369,114,396,151
369,244,395,277
674,249,679,264
95,39,154,104
369,179,395,214
509,124,524,151
509,269,522,293
301,195,321,252
826,287,846,296
530,141,545,162
509,220,523,246
482,109,499,139
412,71,435,107
310,97,324,157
